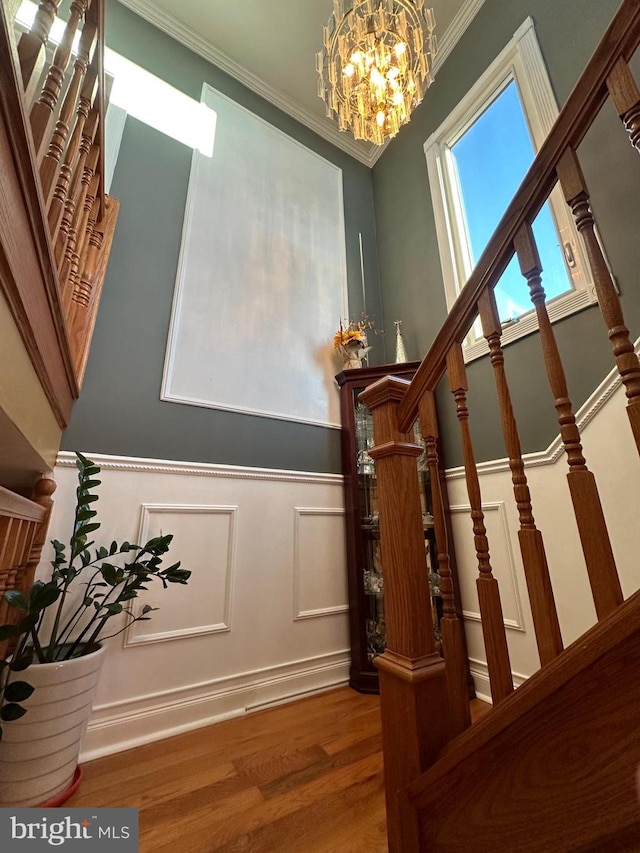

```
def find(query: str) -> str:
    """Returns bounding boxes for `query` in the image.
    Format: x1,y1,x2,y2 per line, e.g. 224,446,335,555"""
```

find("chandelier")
316,0,436,145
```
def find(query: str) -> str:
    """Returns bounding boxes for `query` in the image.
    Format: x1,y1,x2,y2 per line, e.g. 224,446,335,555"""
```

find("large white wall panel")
43,454,349,759
162,84,348,428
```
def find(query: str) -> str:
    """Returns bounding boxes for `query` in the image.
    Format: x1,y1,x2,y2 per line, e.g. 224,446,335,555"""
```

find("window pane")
451,80,570,320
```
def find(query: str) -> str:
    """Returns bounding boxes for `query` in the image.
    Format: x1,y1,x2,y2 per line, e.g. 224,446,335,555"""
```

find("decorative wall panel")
162,84,348,428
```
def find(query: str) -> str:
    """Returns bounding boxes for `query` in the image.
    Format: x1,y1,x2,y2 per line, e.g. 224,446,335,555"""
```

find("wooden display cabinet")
336,361,445,694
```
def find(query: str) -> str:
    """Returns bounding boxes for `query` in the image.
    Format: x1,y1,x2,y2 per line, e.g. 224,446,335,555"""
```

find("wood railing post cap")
359,375,411,410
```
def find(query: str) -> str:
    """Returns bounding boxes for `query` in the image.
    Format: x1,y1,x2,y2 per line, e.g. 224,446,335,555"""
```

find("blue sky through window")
451,80,570,320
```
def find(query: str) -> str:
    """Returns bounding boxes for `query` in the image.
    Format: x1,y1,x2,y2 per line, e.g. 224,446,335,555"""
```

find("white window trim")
424,17,597,362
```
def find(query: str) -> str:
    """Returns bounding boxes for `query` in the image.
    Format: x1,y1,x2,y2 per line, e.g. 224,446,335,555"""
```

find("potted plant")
0,452,190,807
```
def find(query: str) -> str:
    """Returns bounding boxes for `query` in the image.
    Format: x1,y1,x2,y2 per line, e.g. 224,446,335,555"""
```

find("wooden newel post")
359,376,451,853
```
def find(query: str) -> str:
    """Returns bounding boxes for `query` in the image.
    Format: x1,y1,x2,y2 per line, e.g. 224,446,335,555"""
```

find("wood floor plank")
67,685,490,852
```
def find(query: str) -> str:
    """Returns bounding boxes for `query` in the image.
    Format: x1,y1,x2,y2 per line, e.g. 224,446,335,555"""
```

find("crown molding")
56,450,344,485
445,337,640,480
115,0,486,170
115,0,375,166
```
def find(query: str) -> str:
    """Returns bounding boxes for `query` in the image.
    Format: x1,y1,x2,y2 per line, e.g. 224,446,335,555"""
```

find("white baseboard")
81,650,350,761
469,657,527,705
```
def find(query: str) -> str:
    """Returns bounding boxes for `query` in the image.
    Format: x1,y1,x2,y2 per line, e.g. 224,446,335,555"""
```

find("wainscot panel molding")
449,502,525,632
45,454,349,758
445,378,640,697
293,507,349,621
124,504,238,646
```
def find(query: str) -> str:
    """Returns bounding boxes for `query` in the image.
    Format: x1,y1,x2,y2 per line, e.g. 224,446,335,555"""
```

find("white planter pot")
0,644,106,807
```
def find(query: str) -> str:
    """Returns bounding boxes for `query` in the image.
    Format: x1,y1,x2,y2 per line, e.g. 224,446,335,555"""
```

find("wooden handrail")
0,485,47,524
397,0,640,434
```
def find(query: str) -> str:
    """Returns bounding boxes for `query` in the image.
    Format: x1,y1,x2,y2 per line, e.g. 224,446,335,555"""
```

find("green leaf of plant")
4,681,34,703
104,603,123,615
110,541,118,555
82,479,102,489
75,522,100,538
77,508,98,522
9,652,34,671
0,704,27,722
29,582,60,614
141,604,158,615
100,564,118,586
4,590,28,612
96,546,108,560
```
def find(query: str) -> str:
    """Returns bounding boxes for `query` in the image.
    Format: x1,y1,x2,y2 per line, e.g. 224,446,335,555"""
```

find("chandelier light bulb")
317,1,436,145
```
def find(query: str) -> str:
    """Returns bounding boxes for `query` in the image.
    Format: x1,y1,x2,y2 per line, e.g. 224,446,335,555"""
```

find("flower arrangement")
333,315,379,368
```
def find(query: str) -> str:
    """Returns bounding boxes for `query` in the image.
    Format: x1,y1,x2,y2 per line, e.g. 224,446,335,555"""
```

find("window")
424,18,597,360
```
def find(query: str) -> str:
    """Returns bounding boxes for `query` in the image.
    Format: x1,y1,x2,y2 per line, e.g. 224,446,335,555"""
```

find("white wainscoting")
45,453,349,760
445,371,640,700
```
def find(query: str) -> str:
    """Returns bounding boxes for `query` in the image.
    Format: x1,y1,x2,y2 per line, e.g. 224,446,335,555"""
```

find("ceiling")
117,0,484,166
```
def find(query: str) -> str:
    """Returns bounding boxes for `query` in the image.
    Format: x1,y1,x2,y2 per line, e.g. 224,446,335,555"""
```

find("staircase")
0,0,115,634
0,0,117,431
361,1,640,849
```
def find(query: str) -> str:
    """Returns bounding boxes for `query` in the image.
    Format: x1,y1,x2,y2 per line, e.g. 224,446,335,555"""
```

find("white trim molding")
56,451,344,486
116,0,488,168
82,649,350,760
468,657,527,704
115,0,374,166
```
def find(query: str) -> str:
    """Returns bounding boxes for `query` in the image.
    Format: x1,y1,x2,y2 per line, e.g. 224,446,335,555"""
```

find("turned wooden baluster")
359,376,451,853
557,147,640,455
30,0,90,159
60,148,99,298
478,289,563,666
17,0,61,103
48,67,98,240
69,193,103,347
447,341,514,704
66,170,100,307
606,56,640,153
515,221,623,619
22,476,56,595
418,390,471,734
40,11,97,206
55,113,99,272
0,517,21,654
0,519,30,602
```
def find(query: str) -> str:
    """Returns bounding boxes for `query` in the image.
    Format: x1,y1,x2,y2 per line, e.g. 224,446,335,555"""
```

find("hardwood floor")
68,687,490,852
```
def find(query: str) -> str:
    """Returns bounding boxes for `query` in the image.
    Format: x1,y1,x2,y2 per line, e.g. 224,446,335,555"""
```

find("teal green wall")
62,0,382,473
373,0,639,465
